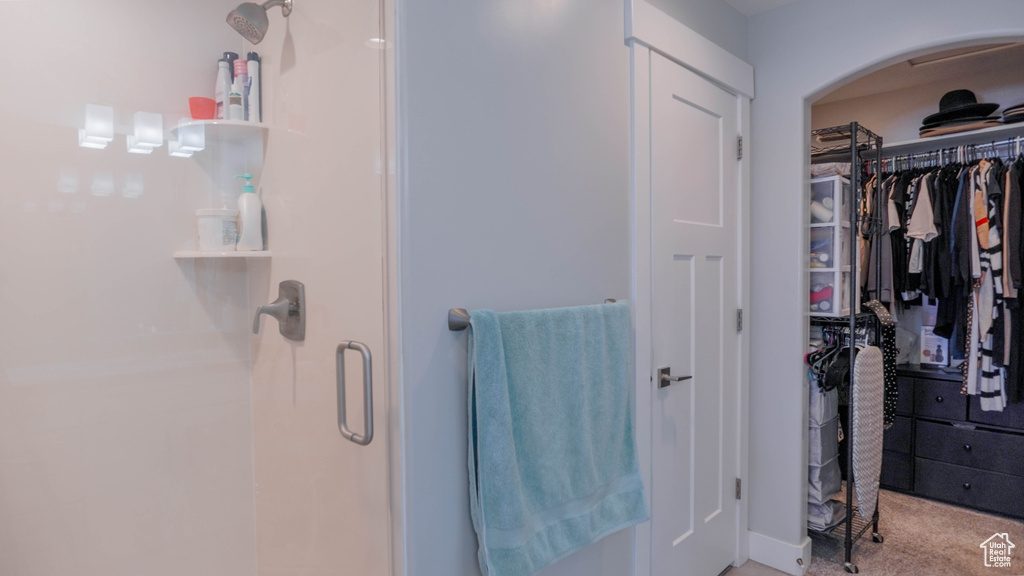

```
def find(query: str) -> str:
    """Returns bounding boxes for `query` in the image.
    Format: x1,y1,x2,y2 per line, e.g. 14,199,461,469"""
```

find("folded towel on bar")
467,300,649,576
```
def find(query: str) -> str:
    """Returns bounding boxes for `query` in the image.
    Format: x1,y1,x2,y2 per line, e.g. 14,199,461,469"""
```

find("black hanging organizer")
809,122,884,574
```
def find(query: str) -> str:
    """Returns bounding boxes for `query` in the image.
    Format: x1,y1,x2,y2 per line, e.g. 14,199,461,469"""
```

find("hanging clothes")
869,145,1024,412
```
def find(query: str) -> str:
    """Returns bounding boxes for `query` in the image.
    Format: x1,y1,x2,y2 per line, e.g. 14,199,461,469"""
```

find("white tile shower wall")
0,1,256,575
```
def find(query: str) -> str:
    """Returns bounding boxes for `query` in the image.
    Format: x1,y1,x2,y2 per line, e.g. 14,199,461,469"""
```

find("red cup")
189,97,216,120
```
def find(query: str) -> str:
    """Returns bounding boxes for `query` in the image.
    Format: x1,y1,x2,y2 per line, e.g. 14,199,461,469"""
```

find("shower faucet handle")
253,280,305,341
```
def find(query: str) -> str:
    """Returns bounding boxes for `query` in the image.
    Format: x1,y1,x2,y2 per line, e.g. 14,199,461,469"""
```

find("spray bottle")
235,173,263,251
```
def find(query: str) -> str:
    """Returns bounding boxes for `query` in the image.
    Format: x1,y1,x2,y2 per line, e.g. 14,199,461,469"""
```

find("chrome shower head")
227,0,292,44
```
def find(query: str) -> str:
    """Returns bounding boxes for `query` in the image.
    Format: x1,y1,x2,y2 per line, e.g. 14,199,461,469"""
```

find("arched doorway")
746,7,1024,573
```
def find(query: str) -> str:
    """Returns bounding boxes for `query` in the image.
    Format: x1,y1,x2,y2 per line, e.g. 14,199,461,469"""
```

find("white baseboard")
747,531,811,575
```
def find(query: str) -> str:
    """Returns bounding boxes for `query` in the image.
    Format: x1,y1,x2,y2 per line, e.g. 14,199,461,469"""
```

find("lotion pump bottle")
235,174,263,251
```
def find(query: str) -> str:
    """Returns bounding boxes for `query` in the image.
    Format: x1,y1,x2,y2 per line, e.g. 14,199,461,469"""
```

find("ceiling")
723,0,800,16
815,43,1024,105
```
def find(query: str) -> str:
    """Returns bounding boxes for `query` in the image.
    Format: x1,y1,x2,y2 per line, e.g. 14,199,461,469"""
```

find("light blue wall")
648,0,748,60
396,1,632,574
395,1,751,574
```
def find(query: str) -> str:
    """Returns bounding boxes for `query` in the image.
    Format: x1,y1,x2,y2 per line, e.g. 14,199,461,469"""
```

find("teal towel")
467,301,649,576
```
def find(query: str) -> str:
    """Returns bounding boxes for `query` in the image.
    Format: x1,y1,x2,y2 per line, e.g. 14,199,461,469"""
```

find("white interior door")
649,51,741,576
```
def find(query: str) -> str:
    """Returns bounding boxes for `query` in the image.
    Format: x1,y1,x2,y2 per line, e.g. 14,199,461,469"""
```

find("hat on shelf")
920,119,1001,137
1003,101,1024,124
921,89,999,126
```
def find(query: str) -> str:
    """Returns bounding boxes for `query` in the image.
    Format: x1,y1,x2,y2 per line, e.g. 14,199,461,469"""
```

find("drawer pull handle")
964,444,971,452
936,396,944,403
963,482,972,490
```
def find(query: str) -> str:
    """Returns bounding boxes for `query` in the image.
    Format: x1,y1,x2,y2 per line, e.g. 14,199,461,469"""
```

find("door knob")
253,280,305,341
658,366,692,388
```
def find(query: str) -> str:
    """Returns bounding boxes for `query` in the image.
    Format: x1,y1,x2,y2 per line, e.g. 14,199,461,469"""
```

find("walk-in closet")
806,42,1024,575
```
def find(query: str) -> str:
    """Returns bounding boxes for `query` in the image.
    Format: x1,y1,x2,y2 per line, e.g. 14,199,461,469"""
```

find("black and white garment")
863,299,898,428
966,160,1008,411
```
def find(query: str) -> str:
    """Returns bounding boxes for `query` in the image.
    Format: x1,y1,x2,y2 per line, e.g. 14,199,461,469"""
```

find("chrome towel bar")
448,299,618,331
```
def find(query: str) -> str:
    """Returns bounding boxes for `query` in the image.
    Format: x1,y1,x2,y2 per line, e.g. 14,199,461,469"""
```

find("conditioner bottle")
235,174,264,251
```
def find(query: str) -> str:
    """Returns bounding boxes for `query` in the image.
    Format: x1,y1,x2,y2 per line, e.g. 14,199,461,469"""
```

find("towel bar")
448,299,618,331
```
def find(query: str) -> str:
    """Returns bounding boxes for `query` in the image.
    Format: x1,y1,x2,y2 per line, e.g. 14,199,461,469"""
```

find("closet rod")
870,136,1021,169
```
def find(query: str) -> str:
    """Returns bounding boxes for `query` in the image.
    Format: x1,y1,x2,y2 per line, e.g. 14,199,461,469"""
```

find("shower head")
227,0,293,44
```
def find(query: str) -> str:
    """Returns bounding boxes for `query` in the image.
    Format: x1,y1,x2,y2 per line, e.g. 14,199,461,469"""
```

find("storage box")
808,175,856,317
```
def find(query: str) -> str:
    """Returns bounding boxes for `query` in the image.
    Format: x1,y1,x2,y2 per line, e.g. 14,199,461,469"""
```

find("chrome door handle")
658,366,692,388
336,341,373,446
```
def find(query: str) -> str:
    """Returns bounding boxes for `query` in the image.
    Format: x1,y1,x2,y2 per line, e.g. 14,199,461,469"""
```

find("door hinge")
736,309,743,332
737,136,743,160
735,478,742,500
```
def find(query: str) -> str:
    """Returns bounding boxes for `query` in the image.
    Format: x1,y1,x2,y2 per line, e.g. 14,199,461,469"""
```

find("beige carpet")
809,489,1024,576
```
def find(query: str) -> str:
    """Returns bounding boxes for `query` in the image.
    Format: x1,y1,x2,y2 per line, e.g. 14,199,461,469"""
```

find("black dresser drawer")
915,378,967,421
916,420,1024,476
881,450,912,491
915,458,1024,517
895,376,914,415
969,397,1024,430
883,415,912,453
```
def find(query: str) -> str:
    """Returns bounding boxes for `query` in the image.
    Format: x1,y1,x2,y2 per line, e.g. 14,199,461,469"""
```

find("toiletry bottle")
247,52,261,123
214,59,230,119
221,52,238,118
228,80,244,120
233,59,249,120
235,174,263,251
223,51,239,74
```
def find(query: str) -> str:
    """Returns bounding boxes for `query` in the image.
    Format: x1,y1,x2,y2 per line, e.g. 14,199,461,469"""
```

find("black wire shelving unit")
808,122,885,574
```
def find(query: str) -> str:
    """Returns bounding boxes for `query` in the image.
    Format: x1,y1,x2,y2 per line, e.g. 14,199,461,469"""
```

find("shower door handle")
336,341,373,446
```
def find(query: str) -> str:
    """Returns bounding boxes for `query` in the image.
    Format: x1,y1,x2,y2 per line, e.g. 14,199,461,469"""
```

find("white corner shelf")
171,119,269,145
174,250,272,259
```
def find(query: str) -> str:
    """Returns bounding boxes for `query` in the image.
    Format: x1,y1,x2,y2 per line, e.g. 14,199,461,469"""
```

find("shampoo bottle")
220,52,238,118
233,59,249,120
247,52,261,123
235,173,263,251
214,59,230,119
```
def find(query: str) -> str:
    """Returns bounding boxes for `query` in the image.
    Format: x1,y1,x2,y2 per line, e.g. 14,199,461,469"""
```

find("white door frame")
625,2,753,573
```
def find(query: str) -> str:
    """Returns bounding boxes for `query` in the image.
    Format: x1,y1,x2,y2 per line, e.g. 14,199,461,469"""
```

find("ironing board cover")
852,345,884,520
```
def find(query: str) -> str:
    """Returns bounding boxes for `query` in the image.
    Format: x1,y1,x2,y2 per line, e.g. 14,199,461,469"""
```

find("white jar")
196,209,239,251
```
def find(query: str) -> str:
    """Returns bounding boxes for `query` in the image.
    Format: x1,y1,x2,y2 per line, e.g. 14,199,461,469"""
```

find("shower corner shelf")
174,250,272,259
171,119,269,145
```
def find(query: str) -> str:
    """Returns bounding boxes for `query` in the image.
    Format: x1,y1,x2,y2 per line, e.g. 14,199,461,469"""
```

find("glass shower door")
248,0,393,574
0,0,393,575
